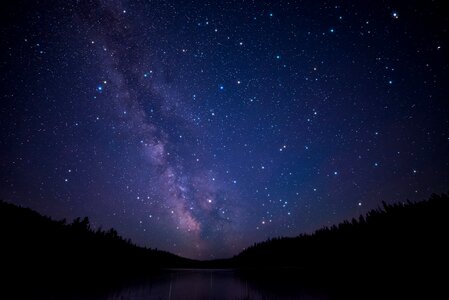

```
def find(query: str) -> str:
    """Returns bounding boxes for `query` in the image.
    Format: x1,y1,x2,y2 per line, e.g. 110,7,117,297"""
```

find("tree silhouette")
0,199,196,296
232,193,448,297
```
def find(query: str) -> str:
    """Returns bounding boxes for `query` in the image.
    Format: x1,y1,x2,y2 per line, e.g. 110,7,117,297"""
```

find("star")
2,0,447,261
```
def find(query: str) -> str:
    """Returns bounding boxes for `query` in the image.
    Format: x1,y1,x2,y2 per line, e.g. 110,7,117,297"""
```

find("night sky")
1,0,448,259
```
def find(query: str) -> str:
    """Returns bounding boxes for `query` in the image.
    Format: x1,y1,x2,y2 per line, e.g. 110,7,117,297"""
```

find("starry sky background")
1,0,448,259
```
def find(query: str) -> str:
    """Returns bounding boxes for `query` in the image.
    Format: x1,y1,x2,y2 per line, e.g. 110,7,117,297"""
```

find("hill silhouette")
231,193,449,297
0,200,195,296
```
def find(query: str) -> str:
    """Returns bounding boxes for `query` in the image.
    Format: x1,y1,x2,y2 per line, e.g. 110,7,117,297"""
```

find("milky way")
1,0,448,258
74,1,244,257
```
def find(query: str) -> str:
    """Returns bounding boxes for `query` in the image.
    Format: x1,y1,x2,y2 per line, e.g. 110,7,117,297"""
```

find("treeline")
0,200,194,294
232,193,449,294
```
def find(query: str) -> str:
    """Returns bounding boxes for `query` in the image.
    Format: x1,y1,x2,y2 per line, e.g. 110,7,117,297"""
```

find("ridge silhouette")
229,193,448,298
0,200,196,296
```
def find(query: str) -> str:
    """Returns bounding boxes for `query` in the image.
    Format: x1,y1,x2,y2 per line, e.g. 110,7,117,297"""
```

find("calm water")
94,269,330,300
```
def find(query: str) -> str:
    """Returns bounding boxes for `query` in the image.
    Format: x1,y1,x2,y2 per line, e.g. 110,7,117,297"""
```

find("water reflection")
101,269,329,300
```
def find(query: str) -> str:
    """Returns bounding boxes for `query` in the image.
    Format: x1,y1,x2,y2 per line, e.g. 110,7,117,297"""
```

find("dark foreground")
4,267,445,300
1,193,448,299
19,269,332,300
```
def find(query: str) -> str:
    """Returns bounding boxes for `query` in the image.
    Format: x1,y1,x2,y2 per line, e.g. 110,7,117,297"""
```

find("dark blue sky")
1,0,448,259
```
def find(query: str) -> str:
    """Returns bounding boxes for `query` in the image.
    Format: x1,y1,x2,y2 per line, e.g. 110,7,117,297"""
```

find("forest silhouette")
0,200,195,295
1,193,447,297
231,193,448,297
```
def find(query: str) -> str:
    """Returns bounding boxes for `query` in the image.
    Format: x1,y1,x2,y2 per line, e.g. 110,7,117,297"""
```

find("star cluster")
1,0,448,259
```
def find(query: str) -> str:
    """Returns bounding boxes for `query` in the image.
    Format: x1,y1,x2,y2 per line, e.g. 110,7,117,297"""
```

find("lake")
90,269,331,300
